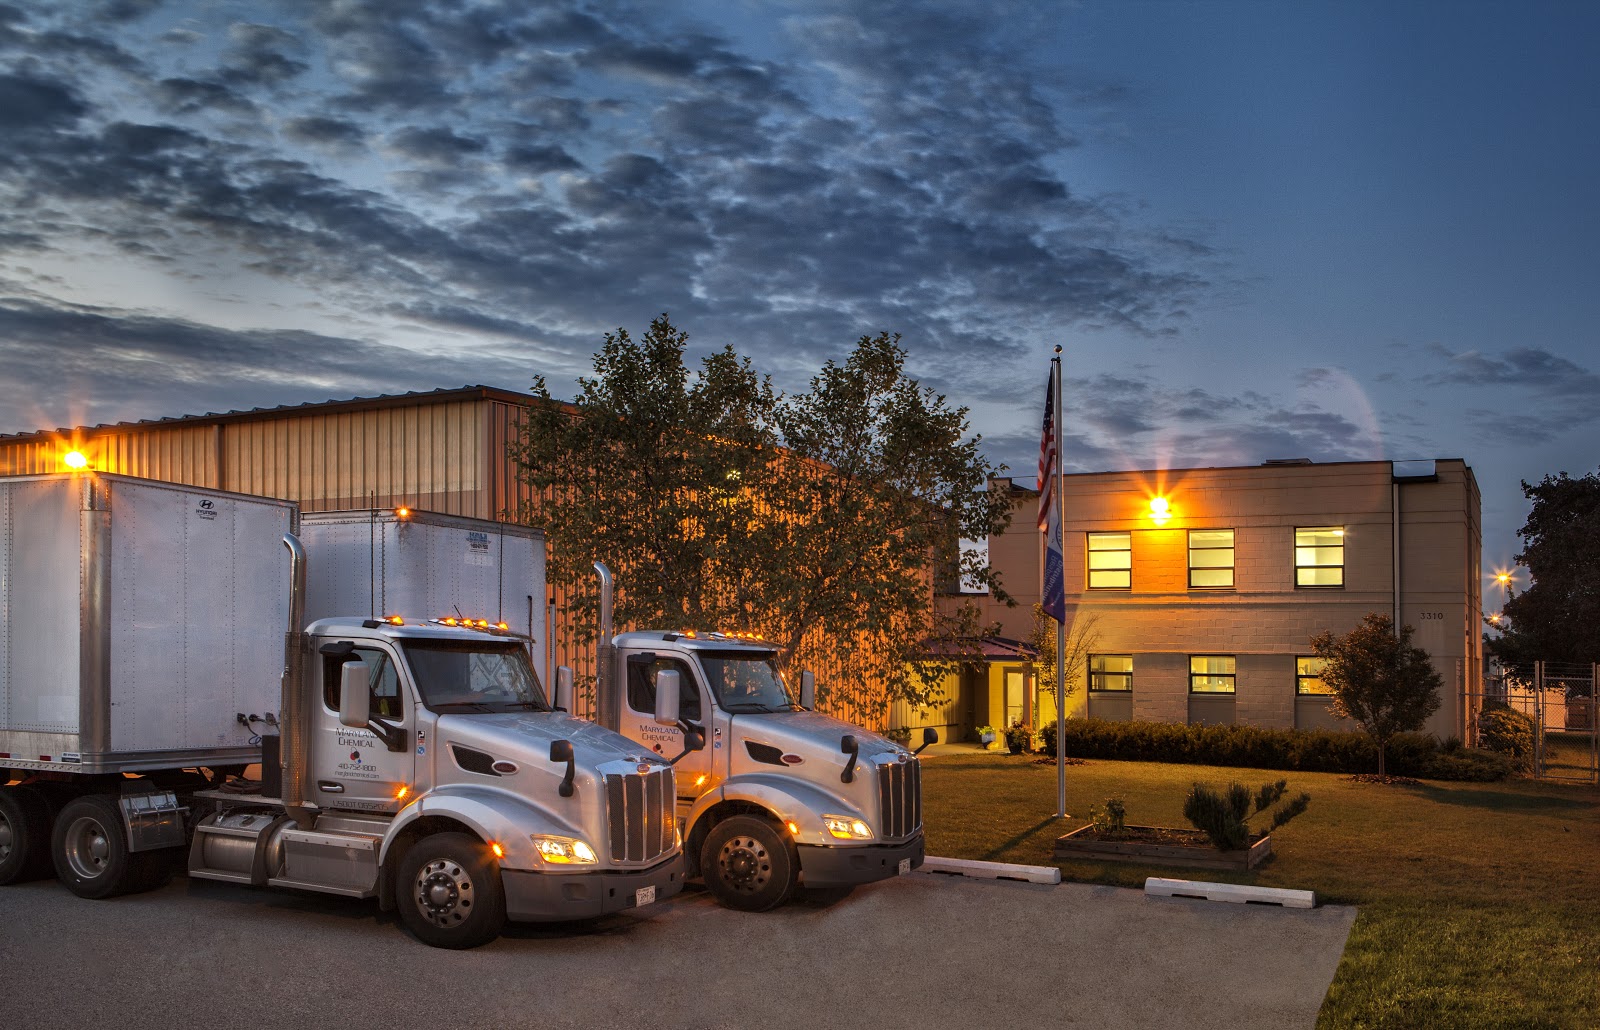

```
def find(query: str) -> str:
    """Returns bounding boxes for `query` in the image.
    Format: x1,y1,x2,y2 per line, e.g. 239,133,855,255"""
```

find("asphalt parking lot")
0,869,1355,1030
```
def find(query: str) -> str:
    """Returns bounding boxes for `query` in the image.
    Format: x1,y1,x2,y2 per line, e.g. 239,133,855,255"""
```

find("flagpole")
1053,346,1067,820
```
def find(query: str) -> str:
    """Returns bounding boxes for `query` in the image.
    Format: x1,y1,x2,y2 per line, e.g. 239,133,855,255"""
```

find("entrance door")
1004,668,1025,727
313,643,417,813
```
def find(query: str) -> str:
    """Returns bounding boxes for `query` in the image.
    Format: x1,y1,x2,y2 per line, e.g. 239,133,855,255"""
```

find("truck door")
314,644,417,813
622,654,715,802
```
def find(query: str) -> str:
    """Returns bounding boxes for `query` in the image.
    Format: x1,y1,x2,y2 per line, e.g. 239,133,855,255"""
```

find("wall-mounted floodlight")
1148,496,1171,525
62,450,89,470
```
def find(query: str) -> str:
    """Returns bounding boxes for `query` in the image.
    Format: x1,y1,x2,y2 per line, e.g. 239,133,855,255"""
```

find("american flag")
1039,364,1065,623
1037,369,1056,531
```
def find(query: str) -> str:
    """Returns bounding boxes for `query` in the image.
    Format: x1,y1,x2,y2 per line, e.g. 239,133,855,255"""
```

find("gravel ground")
0,868,1354,1030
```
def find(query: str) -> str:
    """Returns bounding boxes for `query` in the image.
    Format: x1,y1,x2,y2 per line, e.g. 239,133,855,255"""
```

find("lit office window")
1087,532,1132,589
1089,655,1133,692
1189,655,1236,694
1295,527,1344,587
1188,529,1235,588
1296,656,1331,695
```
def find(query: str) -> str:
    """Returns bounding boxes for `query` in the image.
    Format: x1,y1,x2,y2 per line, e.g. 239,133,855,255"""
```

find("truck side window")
322,648,404,719
625,657,701,722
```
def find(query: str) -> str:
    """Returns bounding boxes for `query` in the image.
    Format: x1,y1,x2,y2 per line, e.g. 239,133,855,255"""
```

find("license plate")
897,858,911,875
635,885,657,907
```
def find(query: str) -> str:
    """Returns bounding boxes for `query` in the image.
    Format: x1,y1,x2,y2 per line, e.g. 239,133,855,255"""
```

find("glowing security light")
1495,571,1513,587
395,506,411,519
1488,613,1502,625
62,450,88,470
1148,496,1171,525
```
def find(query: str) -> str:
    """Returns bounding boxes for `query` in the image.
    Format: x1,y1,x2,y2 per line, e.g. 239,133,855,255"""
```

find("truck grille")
605,767,675,865
877,757,922,840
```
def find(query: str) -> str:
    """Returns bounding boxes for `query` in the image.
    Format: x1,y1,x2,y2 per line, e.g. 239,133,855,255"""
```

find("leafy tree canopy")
1310,612,1442,777
512,315,1014,714
1488,470,1600,667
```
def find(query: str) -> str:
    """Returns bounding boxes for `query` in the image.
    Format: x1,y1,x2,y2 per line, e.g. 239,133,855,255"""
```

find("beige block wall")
976,459,1479,738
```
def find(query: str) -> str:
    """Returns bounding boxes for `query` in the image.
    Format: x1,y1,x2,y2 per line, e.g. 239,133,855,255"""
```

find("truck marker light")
476,619,488,628
694,774,707,788
387,615,404,625
442,617,458,626
495,622,508,631
786,821,799,835
394,785,409,801
490,842,504,859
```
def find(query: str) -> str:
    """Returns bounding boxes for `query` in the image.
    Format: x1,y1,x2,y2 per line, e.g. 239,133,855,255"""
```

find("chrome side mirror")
800,670,815,710
338,663,369,729
654,669,681,727
554,665,574,713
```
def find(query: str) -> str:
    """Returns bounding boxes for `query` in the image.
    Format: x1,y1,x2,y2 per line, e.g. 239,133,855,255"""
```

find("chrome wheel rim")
63,814,112,880
717,835,772,894
414,858,474,928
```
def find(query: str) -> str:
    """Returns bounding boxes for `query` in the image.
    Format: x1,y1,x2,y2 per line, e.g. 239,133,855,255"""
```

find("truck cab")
606,630,927,911
185,615,685,948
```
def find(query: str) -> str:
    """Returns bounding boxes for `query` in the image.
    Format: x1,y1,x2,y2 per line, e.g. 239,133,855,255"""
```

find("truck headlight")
823,815,873,840
530,835,598,865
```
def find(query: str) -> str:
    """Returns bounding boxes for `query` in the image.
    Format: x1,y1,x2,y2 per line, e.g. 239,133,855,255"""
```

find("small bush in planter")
975,724,997,746
1004,721,1033,754
885,725,913,747
1182,778,1311,851
1088,797,1127,834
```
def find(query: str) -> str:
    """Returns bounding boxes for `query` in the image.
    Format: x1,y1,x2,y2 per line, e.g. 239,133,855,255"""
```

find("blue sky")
1,0,1595,609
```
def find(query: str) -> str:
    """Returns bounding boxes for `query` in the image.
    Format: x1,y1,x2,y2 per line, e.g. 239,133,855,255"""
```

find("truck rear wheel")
0,786,54,884
396,832,507,949
702,814,797,912
50,794,168,899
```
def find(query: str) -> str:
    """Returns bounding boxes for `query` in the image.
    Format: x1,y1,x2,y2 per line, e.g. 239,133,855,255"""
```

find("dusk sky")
2,1,1596,607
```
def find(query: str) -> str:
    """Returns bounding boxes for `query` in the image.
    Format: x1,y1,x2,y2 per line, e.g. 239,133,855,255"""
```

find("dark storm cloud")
1423,343,1600,394
283,115,366,151
0,299,535,434
0,72,87,130
153,77,258,116
0,0,1217,438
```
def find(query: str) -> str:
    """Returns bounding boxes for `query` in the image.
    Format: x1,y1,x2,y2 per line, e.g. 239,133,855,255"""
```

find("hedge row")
1038,718,1512,782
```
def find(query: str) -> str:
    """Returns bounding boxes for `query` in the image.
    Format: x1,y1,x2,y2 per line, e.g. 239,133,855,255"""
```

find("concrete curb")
922,856,1062,884
1145,876,1317,909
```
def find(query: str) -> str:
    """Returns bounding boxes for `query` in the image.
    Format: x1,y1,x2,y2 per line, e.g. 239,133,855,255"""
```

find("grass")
921,752,1600,1029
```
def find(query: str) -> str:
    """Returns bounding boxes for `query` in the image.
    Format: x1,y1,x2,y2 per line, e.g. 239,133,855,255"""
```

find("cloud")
1423,343,1600,394
0,71,88,130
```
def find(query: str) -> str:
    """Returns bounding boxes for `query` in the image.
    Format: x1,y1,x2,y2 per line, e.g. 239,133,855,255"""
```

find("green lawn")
922,753,1600,1029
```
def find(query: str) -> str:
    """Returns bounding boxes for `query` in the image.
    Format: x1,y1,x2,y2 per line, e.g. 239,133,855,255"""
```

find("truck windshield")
699,651,796,713
401,641,549,714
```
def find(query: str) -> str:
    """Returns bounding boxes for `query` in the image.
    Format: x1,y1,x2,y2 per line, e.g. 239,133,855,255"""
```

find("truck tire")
396,832,507,949
50,794,164,899
0,786,54,884
702,814,797,912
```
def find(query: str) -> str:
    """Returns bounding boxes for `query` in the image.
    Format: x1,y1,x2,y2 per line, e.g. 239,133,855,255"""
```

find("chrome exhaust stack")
280,533,314,828
594,561,617,730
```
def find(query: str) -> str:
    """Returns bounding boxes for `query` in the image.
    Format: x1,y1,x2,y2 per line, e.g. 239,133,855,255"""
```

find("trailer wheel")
702,814,797,912
396,833,506,949
50,794,161,899
0,786,54,884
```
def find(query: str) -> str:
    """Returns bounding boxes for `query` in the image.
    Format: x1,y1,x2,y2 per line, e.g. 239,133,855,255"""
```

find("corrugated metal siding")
223,400,484,514
0,428,217,484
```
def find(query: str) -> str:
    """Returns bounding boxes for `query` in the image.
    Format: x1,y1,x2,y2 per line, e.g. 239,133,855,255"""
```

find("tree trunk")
1376,737,1386,778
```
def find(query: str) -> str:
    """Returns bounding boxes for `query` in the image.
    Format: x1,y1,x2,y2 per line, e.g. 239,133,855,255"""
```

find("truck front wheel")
395,832,507,949
0,786,54,884
702,814,797,912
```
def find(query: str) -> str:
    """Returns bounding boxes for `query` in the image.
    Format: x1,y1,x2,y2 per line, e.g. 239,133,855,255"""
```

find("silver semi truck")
0,474,685,948
587,565,935,911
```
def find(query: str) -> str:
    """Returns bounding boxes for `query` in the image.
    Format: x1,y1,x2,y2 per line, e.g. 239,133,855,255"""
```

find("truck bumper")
797,833,925,887
501,852,686,922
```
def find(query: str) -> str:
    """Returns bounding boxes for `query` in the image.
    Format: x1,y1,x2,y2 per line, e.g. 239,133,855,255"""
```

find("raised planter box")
1053,825,1273,871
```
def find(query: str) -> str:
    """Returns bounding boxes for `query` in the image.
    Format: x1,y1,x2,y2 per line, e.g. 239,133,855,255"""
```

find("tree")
1027,604,1099,723
1310,613,1442,777
1488,470,1600,667
512,317,1014,720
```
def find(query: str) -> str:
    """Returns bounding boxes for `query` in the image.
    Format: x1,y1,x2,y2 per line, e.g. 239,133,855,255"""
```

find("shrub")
885,726,913,746
1003,721,1033,753
1038,718,1511,781
1089,797,1127,834
1478,705,1535,772
1184,778,1312,850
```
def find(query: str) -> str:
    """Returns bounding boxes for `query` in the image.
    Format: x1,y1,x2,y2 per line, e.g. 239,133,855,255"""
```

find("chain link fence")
1470,661,1598,783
